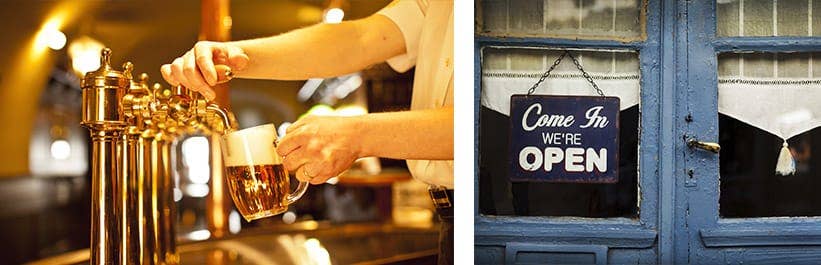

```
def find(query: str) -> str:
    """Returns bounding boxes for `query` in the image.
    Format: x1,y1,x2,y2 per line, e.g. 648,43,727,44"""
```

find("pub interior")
0,0,439,264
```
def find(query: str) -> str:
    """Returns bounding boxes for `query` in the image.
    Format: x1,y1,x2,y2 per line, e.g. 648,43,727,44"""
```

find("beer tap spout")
206,104,238,133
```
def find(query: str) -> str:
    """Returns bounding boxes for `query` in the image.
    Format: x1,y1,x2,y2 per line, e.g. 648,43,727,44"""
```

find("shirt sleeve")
377,0,424,73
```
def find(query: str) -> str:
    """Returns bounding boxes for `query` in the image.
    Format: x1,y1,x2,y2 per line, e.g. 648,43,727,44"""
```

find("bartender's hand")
277,115,362,185
160,41,250,100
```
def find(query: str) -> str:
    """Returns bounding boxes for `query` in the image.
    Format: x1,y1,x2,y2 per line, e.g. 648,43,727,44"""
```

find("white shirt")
378,0,454,189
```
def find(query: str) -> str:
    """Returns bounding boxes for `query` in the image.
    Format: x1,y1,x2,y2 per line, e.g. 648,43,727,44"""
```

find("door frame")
473,0,680,264
680,1,821,264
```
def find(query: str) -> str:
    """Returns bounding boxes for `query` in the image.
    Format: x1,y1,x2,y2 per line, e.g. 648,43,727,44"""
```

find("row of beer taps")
81,48,237,265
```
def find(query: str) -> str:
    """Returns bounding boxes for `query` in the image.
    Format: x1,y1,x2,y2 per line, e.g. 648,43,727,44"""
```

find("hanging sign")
509,95,620,183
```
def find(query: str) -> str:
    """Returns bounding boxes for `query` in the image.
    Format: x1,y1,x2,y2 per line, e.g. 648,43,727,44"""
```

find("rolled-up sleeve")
377,0,423,73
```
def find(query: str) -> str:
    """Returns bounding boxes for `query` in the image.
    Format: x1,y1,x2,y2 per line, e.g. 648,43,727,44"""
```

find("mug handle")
286,179,309,205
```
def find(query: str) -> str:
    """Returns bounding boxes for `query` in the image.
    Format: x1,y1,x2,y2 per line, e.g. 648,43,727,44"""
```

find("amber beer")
225,164,291,220
222,123,308,221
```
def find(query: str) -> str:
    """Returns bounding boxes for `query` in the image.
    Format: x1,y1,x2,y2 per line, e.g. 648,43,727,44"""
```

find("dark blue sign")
509,95,620,183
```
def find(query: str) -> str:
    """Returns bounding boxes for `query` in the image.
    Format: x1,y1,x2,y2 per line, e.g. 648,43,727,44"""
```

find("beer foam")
222,124,283,167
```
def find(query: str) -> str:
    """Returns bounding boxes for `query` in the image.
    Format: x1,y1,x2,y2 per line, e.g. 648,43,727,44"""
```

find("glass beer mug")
221,123,308,221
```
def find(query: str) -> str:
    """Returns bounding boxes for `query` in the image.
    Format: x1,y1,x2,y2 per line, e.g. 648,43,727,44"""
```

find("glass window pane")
718,0,820,37
478,0,646,41
718,51,821,218
479,47,640,218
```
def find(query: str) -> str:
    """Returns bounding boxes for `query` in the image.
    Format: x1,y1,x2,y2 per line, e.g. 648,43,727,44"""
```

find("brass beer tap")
81,48,238,265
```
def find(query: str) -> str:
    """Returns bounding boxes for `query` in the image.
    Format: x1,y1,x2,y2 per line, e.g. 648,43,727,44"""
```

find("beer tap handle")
215,64,233,84
123,62,134,80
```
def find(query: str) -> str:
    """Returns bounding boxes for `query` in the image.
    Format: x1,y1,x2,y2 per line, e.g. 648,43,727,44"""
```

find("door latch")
687,138,721,153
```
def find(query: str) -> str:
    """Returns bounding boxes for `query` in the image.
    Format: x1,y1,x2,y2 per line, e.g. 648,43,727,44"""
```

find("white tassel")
775,140,795,176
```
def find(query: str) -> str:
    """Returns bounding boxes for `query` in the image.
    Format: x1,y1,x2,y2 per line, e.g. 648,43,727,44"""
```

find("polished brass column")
158,134,178,265
123,126,142,264
81,48,130,265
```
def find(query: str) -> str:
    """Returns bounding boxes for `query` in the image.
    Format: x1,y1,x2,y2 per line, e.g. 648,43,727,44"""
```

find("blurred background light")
49,139,71,160
68,36,105,75
282,211,297,224
185,183,209,198
187,229,211,241
36,23,66,51
228,210,242,234
323,8,344,24
304,238,332,265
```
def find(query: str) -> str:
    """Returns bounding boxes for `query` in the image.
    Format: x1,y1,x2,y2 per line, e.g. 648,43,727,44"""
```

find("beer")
221,123,308,221
225,164,291,221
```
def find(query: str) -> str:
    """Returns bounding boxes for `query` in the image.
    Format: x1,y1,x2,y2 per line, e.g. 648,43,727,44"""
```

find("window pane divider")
477,36,646,51
476,216,656,248
713,36,821,52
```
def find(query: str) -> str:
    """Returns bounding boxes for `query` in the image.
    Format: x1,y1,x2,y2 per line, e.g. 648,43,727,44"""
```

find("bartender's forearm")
230,15,404,80
354,107,454,160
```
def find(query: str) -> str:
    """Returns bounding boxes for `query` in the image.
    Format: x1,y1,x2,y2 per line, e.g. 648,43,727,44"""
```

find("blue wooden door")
680,1,821,264
477,0,821,264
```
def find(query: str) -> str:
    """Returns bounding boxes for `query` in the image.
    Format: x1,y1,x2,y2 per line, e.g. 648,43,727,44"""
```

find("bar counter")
27,221,439,265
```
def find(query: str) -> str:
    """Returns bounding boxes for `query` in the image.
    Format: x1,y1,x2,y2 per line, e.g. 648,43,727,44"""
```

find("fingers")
160,64,177,86
194,42,217,86
294,166,312,183
285,115,318,134
170,57,187,88
281,148,309,172
285,120,306,134
226,46,250,71
161,41,241,101
295,164,331,185
182,51,210,91
277,128,307,157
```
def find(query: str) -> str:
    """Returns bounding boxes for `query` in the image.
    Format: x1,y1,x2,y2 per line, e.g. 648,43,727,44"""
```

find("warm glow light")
323,8,344,24
36,22,67,51
40,28,66,50
50,139,71,160
222,16,233,28
303,238,332,265
182,136,210,184
297,6,323,22
282,211,297,224
335,105,367,117
229,210,242,234
68,36,105,75
188,229,211,241
185,183,210,198
305,105,335,116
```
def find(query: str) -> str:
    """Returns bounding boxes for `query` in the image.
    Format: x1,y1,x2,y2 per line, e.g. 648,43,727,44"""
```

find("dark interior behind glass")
479,105,639,218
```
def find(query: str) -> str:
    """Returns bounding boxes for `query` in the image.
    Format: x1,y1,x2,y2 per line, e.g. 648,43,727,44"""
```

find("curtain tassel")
775,140,795,176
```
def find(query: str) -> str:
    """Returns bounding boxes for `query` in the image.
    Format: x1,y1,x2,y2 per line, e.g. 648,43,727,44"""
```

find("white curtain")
718,53,821,142
481,48,640,115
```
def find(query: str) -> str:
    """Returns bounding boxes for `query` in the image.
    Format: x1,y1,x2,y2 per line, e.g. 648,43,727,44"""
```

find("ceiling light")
36,26,66,50
68,36,105,75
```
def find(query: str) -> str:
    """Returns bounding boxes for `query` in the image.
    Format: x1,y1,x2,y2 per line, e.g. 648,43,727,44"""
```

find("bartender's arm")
160,14,404,100
160,7,454,185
